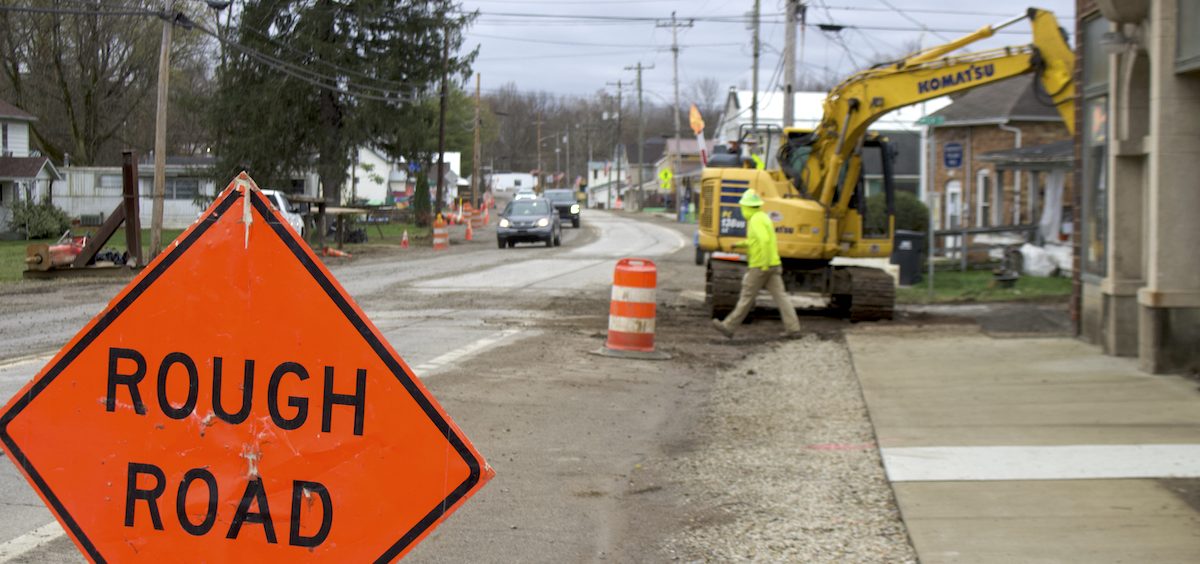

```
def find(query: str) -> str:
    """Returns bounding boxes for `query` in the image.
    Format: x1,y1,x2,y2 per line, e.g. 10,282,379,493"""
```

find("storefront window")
1081,16,1109,277
1083,96,1108,275
1178,0,1200,72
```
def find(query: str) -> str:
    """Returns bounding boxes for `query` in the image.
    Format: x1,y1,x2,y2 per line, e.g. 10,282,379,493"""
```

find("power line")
187,18,416,102
467,32,740,49
875,0,951,42
237,25,413,89
0,3,159,18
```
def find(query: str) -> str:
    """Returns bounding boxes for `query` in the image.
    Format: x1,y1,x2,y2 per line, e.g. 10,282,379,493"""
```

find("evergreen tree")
209,0,476,203
412,170,431,227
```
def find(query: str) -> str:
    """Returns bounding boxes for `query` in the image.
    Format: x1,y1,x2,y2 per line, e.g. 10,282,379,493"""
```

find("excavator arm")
791,8,1075,213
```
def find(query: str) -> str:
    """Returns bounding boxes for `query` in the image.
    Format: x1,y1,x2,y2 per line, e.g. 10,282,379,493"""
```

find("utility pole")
535,115,543,192
605,80,624,210
472,73,482,207
657,13,693,222
625,62,654,212
752,0,760,130
564,128,571,190
783,0,799,127
435,18,450,217
150,2,174,259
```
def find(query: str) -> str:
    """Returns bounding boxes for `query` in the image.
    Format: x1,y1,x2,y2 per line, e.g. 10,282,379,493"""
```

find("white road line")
881,444,1200,482
0,353,54,371
0,521,64,562
412,328,527,377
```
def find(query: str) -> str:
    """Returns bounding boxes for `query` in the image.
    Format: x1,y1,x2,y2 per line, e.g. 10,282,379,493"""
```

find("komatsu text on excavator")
699,7,1076,321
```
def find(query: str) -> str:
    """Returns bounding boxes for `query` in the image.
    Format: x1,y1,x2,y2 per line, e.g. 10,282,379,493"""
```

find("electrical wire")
0,3,159,18
188,17,417,102
875,0,951,42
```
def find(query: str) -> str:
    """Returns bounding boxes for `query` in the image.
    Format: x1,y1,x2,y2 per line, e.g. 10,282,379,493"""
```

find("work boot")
711,318,734,338
782,328,802,338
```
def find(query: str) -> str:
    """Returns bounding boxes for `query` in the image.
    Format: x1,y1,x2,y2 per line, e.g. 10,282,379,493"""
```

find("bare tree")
0,1,211,165
685,77,723,135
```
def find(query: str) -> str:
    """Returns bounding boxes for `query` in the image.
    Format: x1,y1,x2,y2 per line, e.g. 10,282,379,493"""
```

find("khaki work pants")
717,265,801,333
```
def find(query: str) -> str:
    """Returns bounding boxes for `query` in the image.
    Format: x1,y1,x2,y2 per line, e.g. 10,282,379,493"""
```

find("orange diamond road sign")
0,174,493,561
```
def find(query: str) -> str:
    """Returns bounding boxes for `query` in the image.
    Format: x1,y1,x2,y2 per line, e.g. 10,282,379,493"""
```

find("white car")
514,189,538,200
261,190,306,237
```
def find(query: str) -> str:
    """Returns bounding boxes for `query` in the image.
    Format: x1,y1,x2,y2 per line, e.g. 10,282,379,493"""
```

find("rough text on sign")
105,347,367,436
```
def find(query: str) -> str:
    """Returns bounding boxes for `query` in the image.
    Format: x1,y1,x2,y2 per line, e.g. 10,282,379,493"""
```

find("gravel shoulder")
632,334,917,562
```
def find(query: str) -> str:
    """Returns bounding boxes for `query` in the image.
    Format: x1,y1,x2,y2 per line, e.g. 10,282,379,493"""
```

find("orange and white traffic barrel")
433,215,449,250
594,258,670,360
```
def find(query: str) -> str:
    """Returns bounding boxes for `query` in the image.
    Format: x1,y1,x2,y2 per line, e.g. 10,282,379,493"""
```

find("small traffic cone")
400,229,410,249
323,247,352,258
465,220,474,241
483,206,489,225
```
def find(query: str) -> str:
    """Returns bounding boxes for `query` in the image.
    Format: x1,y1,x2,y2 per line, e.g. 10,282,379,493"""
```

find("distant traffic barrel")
433,215,449,250
596,258,669,360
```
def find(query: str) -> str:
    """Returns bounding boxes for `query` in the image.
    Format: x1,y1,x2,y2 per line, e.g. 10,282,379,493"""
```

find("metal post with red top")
594,258,671,360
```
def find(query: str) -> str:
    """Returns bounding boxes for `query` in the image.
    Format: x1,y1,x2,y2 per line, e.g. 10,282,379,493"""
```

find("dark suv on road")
497,197,562,248
543,189,581,228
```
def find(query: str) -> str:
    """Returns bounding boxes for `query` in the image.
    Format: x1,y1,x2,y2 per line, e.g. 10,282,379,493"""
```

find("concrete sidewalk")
847,326,1200,564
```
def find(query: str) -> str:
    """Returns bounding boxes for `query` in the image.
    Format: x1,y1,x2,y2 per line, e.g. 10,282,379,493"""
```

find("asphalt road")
0,209,689,561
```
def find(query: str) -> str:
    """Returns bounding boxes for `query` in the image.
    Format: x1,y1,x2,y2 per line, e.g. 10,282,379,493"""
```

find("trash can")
891,230,925,286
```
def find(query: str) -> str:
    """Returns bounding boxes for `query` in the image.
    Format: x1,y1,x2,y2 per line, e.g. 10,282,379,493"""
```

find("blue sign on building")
943,142,963,168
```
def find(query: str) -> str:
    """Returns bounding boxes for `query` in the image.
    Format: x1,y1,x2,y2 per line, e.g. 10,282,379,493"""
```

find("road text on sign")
0,173,492,562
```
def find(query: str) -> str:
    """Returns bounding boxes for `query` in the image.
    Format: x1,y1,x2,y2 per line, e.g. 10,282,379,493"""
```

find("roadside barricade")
593,258,670,360
433,215,449,250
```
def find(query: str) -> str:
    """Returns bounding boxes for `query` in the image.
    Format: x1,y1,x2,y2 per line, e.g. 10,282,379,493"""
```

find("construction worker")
711,189,801,338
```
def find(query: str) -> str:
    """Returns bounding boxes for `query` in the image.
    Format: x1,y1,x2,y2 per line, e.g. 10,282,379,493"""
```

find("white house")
585,159,628,209
51,156,219,230
0,99,61,233
488,171,536,193
346,149,465,206
345,146,400,205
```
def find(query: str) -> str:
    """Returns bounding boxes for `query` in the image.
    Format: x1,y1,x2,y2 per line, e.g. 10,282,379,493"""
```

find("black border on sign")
0,188,481,563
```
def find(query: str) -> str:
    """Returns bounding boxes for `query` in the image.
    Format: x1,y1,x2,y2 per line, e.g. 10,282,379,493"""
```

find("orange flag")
689,103,705,135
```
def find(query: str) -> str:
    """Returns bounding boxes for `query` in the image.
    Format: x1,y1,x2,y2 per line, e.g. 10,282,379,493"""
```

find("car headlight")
537,217,549,227
570,204,580,214
499,218,510,227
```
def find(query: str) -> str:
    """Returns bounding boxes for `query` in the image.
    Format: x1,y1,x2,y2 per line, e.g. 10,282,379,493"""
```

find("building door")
945,180,962,254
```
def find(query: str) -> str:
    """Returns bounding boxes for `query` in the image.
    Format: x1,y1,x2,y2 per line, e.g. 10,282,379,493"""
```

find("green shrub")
11,201,72,239
866,190,929,233
411,171,432,227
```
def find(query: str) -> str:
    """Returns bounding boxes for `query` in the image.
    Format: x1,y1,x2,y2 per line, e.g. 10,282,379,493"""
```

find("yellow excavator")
699,7,1076,321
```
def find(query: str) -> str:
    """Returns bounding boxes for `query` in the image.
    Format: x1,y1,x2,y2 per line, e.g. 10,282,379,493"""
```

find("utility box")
891,230,925,286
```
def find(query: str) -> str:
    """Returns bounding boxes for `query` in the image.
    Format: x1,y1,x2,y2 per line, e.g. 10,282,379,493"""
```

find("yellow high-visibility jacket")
741,207,781,271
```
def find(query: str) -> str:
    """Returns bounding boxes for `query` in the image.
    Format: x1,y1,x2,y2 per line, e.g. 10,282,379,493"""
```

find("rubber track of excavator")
840,266,895,322
706,259,744,318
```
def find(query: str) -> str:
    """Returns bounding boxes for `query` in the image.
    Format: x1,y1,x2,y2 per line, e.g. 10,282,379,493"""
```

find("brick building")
926,75,1074,236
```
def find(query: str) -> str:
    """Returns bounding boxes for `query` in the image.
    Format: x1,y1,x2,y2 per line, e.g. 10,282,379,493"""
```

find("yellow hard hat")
738,189,764,207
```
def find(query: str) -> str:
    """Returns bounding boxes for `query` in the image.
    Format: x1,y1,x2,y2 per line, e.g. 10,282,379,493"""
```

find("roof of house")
927,75,1063,125
629,137,666,166
663,138,716,157
0,156,59,180
978,139,1074,166
0,99,36,122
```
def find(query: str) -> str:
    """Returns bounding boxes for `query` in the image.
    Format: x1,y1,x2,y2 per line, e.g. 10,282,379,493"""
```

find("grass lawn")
897,269,1072,304
337,221,430,252
0,227,186,283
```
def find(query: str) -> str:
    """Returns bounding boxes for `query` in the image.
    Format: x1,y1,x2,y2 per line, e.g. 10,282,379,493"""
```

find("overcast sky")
459,0,1076,102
